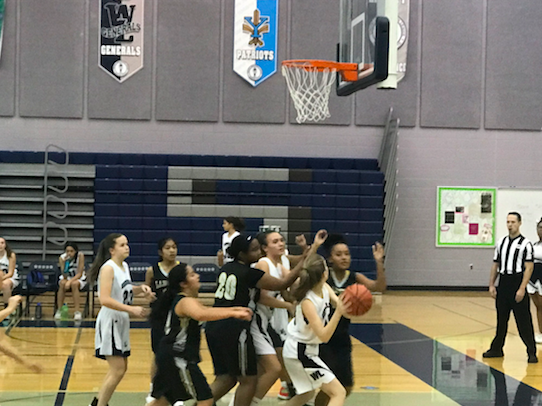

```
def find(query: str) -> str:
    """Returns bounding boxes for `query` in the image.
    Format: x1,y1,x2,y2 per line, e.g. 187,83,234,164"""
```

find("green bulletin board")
437,187,496,247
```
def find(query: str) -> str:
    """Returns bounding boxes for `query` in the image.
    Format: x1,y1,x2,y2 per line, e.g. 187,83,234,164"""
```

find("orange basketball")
343,284,373,316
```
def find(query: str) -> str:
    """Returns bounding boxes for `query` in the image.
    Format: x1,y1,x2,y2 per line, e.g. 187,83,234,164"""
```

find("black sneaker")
528,354,538,363
483,350,504,358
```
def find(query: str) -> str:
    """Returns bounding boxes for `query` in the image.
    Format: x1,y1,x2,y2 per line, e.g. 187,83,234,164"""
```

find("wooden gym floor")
1,291,542,406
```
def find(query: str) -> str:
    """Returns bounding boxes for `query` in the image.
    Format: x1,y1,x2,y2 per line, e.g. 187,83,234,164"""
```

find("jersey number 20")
215,272,237,300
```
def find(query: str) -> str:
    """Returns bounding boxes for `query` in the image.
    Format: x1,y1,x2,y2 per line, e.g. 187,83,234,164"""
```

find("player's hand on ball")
336,293,352,317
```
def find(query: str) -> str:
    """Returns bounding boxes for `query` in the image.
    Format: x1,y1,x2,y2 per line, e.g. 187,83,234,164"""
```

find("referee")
483,212,538,363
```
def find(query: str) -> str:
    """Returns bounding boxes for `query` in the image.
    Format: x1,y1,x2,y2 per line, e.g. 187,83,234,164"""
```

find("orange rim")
282,59,360,82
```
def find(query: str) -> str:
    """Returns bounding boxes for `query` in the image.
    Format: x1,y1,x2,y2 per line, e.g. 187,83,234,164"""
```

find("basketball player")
251,230,299,403
144,237,179,401
282,252,351,406
0,295,42,373
87,233,154,406
0,237,20,309
217,216,246,266
527,219,542,344
315,234,385,406
56,242,86,320
205,232,321,406
146,263,252,406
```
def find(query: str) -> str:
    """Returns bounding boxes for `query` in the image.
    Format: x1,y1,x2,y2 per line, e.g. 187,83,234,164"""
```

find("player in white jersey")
282,249,351,406
56,241,87,320
86,233,154,406
528,218,542,343
217,216,245,266
0,237,20,308
250,231,301,404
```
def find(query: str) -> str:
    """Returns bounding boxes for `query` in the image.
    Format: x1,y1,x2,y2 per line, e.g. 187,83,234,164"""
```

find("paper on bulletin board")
436,187,496,247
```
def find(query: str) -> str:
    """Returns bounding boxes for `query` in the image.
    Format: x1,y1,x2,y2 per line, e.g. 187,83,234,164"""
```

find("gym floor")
1,291,540,406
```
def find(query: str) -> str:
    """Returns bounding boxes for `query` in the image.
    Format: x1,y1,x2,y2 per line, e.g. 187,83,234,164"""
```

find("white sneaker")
145,395,155,404
535,333,542,344
74,311,82,321
54,310,62,320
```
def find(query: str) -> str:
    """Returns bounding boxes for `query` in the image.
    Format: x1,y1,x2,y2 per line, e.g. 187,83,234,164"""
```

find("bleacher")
0,151,384,285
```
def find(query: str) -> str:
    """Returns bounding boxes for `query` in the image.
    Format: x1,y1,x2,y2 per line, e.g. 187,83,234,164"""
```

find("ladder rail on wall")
42,145,70,260
378,108,399,251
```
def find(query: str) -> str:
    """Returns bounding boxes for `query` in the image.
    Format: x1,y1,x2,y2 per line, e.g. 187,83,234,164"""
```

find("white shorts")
251,312,276,356
528,280,542,295
283,354,335,394
270,307,289,343
59,275,87,290
5,277,20,290
95,308,131,359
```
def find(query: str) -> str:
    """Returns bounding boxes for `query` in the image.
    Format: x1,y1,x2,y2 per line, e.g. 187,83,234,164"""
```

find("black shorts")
152,348,212,403
205,318,258,377
150,324,165,354
319,338,353,388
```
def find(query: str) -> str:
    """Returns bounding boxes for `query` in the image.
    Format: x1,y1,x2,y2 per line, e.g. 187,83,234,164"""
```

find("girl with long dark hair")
87,233,153,406
146,263,252,406
144,237,179,401
56,241,86,320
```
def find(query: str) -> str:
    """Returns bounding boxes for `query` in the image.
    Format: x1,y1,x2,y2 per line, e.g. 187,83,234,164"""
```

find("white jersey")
222,231,240,264
95,259,133,358
97,259,133,312
268,256,291,341
285,286,332,351
0,252,19,280
60,252,87,282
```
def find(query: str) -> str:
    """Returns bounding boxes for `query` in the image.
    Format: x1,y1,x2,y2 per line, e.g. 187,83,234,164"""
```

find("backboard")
337,0,389,96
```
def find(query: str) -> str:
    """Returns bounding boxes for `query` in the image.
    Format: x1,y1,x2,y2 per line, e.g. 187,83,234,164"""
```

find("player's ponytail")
87,233,123,283
150,263,188,325
292,254,327,301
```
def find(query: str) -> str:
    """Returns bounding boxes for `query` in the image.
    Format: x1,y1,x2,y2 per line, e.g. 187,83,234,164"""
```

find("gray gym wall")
1,0,541,287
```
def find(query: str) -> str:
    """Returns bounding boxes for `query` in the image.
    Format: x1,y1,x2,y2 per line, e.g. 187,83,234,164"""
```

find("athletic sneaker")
54,310,62,320
74,311,82,321
278,384,291,400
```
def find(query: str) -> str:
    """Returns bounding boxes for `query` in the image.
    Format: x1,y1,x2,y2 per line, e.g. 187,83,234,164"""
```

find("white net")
282,63,337,123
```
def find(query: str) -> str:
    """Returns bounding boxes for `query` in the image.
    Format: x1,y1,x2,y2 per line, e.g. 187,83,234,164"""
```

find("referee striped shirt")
494,234,533,274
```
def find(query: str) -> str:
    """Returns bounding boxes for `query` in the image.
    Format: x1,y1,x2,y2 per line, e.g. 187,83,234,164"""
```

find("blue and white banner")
233,0,278,87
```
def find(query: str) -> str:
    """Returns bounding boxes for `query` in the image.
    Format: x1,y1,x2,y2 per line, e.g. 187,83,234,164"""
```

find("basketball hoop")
281,60,358,123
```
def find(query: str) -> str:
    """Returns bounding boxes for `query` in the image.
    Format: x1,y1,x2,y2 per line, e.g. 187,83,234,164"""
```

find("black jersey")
162,293,202,363
151,262,174,300
326,269,357,346
213,261,264,310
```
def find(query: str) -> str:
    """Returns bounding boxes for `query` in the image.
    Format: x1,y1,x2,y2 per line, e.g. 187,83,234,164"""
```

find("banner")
397,0,409,82
99,0,144,82
233,0,278,87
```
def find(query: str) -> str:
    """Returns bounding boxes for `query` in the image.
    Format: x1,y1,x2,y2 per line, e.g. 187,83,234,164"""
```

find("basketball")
343,284,373,316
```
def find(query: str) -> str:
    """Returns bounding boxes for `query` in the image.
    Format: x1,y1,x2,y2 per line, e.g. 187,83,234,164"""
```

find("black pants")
490,273,536,355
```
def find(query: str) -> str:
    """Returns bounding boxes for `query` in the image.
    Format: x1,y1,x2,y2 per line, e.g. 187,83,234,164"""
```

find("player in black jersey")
315,234,386,406
144,237,179,397
147,263,252,406
206,232,327,406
